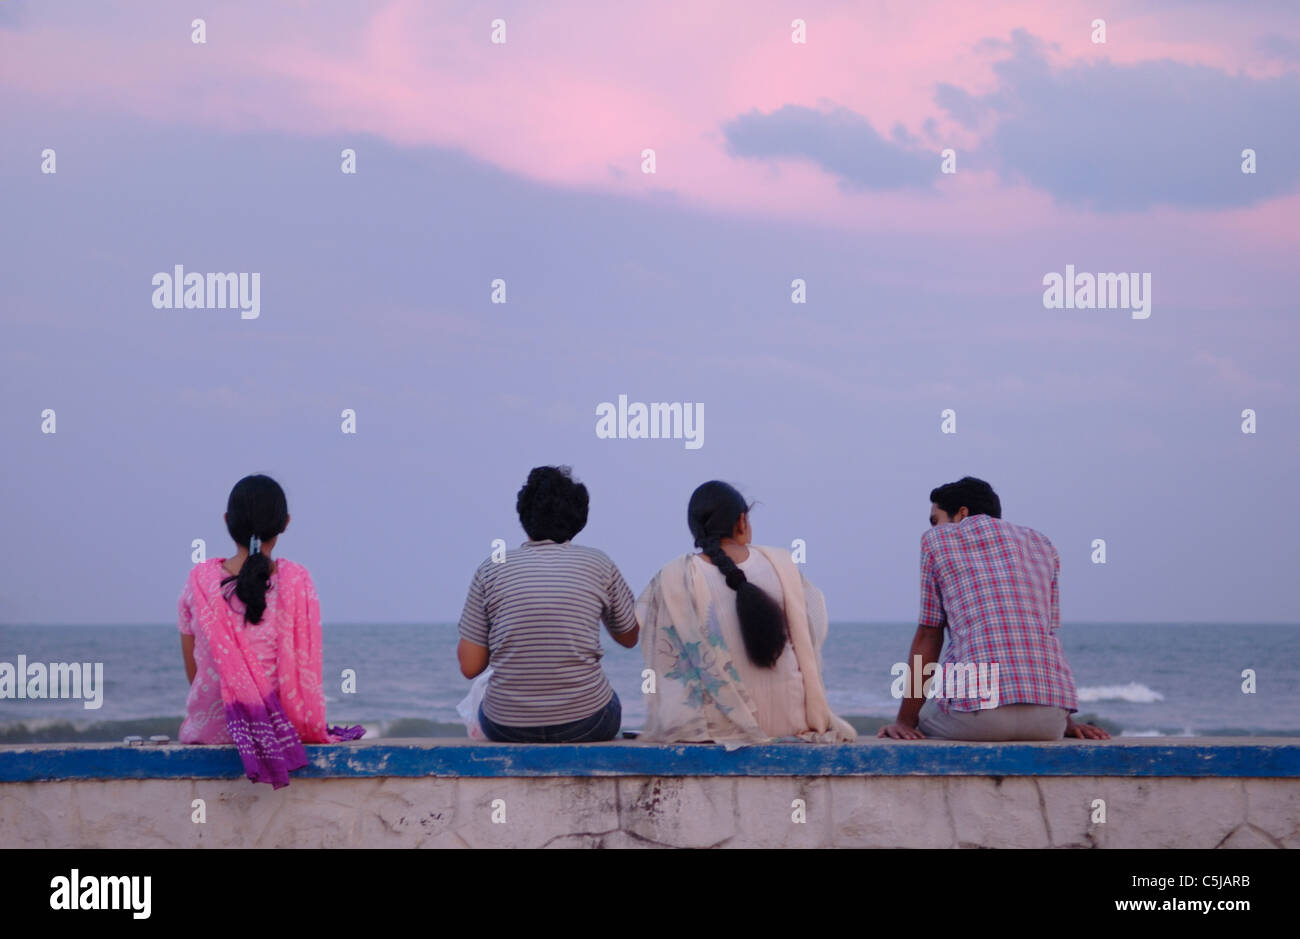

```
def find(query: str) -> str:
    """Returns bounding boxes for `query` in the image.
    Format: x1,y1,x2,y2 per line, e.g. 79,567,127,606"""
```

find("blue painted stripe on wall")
1,740,1298,781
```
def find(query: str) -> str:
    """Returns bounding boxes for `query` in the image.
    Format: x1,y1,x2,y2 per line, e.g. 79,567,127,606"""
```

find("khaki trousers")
918,698,1068,741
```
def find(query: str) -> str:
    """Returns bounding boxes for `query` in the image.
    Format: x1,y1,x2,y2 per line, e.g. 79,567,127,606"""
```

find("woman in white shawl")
636,481,856,745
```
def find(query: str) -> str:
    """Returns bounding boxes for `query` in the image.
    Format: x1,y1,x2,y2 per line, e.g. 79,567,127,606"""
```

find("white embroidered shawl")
635,545,857,745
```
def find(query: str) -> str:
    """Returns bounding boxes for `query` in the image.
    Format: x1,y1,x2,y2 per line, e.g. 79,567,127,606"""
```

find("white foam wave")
1077,682,1164,704
0,717,81,731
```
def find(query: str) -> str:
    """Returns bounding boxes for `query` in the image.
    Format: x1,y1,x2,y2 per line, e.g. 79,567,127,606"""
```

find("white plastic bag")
456,668,494,739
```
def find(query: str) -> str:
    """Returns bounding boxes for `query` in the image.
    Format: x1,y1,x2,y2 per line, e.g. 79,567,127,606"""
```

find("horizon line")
3,620,1298,629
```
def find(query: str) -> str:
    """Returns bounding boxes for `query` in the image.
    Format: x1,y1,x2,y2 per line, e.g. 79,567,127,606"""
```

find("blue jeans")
478,692,622,743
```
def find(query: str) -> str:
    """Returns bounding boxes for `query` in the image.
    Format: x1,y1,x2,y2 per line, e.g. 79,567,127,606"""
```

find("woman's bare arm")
181,633,196,685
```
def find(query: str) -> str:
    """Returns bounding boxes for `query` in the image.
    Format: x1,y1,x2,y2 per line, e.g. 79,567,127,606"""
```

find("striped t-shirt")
457,540,638,726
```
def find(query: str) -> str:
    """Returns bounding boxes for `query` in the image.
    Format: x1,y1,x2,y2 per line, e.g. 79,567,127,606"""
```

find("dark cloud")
1256,33,1300,62
934,83,988,130
940,28,1300,210
721,104,936,191
0,0,30,30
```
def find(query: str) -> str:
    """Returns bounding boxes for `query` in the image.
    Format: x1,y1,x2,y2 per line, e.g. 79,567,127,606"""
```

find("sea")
1,623,1297,743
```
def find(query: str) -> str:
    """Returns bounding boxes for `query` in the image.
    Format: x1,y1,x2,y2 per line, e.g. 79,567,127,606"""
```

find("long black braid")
688,481,788,668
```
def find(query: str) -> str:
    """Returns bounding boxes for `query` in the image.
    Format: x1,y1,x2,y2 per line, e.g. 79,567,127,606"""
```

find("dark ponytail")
220,474,289,625
687,481,787,668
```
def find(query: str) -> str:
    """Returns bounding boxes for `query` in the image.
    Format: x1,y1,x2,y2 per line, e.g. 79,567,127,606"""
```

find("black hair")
516,466,589,543
687,480,787,669
220,474,289,625
929,476,1002,519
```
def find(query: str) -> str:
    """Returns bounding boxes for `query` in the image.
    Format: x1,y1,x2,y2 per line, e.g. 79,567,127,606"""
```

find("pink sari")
185,558,362,789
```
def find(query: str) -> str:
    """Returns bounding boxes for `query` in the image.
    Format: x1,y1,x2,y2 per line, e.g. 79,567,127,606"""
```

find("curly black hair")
929,476,1002,519
516,466,589,542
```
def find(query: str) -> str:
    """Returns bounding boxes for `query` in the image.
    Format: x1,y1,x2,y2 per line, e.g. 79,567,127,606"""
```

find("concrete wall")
3,739,1298,848
4,774,1299,848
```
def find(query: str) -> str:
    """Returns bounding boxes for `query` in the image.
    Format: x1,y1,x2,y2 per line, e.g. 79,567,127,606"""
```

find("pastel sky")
1,0,1297,625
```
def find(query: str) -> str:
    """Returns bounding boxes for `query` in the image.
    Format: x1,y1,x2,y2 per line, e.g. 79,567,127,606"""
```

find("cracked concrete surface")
2,775,1297,848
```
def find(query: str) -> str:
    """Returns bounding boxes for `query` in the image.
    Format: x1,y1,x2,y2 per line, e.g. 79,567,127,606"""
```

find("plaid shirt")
918,514,1077,714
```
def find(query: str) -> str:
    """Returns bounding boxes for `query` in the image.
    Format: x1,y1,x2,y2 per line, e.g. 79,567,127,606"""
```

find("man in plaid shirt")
879,477,1109,741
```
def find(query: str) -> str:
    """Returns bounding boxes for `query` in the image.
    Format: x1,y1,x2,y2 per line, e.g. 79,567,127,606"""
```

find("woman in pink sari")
178,474,362,788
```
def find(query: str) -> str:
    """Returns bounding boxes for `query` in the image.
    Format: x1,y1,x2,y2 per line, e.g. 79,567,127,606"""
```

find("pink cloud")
3,0,1297,248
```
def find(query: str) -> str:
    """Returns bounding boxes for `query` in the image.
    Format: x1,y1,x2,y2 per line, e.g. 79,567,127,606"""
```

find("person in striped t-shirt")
878,476,1109,742
456,466,639,742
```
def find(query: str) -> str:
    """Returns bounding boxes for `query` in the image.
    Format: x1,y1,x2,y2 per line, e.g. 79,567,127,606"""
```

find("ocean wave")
0,716,468,744
1077,682,1164,704
4,714,1299,744
0,717,183,744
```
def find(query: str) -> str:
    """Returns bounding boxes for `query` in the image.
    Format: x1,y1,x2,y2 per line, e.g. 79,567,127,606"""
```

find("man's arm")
880,537,947,739
456,568,492,678
603,562,640,649
457,639,490,678
1064,716,1110,739
878,624,943,739
610,625,639,648
1048,546,1110,740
